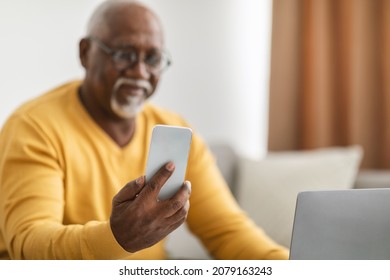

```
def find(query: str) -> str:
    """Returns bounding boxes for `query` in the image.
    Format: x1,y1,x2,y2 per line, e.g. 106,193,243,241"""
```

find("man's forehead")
111,10,161,33
89,3,161,32
93,2,163,46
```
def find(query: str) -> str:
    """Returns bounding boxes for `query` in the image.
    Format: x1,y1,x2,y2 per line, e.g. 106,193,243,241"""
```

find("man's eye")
145,53,162,67
116,52,136,62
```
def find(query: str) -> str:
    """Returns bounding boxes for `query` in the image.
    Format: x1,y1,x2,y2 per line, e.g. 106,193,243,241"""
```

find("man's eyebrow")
112,40,162,51
113,44,161,52
113,43,137,50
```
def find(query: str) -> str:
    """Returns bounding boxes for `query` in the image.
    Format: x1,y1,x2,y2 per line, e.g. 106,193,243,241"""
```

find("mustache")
114,78,153,96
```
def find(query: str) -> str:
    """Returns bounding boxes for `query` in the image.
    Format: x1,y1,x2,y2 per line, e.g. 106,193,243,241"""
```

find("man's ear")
79,38,90,68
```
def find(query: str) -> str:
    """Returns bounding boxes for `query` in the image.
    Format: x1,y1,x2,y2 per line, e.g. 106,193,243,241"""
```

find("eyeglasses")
88,36,172,74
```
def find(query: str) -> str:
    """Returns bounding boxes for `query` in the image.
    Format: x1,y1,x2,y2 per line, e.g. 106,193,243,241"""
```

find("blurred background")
0,0,389,168
269,0,390,169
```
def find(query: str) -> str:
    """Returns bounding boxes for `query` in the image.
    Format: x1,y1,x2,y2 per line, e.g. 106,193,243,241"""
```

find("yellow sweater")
0,81,288,260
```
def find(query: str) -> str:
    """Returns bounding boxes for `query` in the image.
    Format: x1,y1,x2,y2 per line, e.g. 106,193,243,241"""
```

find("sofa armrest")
354,170,390,189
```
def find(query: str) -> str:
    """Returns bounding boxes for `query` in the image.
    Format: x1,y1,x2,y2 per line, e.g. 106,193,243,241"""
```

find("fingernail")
185,181,192,194
136,176,145,186
166,162,175,171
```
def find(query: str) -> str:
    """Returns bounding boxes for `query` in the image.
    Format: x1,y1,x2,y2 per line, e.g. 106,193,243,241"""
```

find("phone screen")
145,125,193,200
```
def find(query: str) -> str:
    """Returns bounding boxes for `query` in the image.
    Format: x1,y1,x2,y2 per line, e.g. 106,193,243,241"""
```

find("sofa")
165,143,390,259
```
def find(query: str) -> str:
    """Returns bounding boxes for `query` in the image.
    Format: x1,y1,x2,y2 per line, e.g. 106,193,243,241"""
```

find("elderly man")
0,0,288,259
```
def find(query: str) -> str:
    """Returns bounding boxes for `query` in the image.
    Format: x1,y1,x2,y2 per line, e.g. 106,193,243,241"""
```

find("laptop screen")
289,189,390,260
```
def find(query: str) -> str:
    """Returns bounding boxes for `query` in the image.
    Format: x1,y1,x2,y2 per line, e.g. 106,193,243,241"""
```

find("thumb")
113,176,145,204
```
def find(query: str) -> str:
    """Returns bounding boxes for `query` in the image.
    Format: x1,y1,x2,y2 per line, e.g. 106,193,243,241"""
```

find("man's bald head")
86,0,163,41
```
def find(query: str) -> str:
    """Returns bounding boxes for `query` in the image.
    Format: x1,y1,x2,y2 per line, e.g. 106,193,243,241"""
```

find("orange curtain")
268,0,390,169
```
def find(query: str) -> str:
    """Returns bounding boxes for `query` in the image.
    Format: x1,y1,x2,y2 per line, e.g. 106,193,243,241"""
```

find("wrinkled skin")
110,163,191,252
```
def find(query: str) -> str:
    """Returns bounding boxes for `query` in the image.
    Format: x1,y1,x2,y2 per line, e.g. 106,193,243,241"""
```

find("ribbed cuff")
82,220,131,260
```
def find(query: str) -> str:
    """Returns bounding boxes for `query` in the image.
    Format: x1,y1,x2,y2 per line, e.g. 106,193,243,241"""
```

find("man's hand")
110,162,191,253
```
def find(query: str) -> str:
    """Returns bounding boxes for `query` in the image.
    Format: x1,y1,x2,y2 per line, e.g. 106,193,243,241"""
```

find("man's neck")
78,86,136,147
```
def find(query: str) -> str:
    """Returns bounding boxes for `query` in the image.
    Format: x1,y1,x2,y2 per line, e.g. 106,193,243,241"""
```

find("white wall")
0,0,272,159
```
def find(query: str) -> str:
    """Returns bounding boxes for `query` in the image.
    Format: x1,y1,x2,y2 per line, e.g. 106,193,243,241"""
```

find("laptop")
289,188,390,260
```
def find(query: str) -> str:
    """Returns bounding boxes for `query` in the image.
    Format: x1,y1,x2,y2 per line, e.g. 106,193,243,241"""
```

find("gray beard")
111,94,145,119
110,77,152,119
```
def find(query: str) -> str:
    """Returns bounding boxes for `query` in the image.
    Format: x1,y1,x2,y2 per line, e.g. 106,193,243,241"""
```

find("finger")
144,162,175,195
169,180,191,204
170,180,191,204
113,176,145,204
182,180,192,196
165,213,188,234
160,181,191,218
164,199,190,225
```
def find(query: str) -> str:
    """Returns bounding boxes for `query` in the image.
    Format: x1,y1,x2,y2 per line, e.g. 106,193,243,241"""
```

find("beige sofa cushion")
236,146,363,248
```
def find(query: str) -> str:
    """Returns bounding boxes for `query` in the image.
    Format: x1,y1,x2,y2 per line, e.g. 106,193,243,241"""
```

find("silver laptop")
289,188,390,260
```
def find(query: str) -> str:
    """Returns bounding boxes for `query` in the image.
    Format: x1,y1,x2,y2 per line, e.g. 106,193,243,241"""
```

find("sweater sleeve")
0,116,129,259
186,133,289,260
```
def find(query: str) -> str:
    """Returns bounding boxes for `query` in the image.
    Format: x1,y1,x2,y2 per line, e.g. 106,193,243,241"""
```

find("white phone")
145,125,193,200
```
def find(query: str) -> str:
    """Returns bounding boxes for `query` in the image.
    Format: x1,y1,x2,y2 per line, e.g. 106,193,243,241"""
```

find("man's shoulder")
9,80,80,120
9,81,80,119
142,103,190,127
1,80,81,136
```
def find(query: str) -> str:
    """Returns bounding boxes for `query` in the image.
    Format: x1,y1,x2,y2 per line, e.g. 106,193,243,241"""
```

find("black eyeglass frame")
87,36,172,74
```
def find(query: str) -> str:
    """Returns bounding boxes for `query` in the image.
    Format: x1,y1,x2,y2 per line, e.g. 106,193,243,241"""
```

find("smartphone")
145,125,193,200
